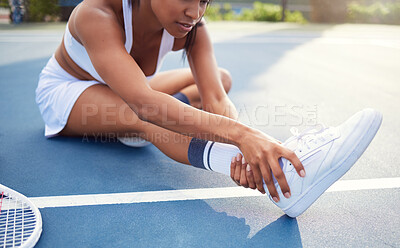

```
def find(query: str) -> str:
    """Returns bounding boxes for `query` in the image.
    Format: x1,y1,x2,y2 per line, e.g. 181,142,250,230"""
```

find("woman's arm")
187,21,238,120
74,4,305,200
74,6,242,144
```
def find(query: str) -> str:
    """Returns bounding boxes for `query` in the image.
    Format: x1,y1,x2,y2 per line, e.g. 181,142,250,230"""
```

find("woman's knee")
219,68,232,93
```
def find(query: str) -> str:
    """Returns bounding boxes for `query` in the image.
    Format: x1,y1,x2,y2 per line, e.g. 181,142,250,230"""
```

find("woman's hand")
230,153,257,191
237,129,305,202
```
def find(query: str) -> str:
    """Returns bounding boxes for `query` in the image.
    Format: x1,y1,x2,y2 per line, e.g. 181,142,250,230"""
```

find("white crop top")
63,0,175,83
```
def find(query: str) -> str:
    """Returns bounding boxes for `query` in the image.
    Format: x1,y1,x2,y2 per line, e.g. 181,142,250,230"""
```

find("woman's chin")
164,25,190,39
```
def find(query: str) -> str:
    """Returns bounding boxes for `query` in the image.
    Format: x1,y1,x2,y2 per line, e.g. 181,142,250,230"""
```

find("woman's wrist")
230,123,257,148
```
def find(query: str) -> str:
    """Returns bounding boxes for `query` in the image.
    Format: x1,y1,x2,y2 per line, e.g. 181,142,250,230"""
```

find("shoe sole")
118,138,152,148
283,110,383,218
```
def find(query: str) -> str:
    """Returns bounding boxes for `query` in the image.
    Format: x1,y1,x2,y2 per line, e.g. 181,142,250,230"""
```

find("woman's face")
150,0,209,38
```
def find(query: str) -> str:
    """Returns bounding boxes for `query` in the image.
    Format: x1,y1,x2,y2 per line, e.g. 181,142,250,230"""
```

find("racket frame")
0,184,42,248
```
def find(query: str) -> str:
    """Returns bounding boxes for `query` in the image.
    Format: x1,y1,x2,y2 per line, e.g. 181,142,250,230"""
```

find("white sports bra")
63,0,175,83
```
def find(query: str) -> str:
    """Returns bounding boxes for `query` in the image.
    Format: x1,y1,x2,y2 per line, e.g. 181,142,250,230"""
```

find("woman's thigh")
61,67,232,136
60,71,197,137
60,84,145,136
61,83,193,163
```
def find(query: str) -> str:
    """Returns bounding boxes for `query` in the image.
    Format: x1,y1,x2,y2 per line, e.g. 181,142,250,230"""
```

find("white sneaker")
268,108,383,218
118,136,151,148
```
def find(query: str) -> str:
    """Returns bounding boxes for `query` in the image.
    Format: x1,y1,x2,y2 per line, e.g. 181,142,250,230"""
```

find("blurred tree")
24,0,59,22
281,0,287,21
310,0,348,23
0,0,9,8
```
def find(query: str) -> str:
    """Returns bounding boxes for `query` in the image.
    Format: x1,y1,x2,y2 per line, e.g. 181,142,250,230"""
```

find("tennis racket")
0,184,42,248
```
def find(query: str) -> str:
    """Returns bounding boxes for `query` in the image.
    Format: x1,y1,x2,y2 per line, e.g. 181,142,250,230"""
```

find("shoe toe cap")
337,108,379,140
330,108,380,165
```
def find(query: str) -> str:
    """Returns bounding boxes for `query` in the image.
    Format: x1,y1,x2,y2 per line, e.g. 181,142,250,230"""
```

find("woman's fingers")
249,163,266,194
230,144,300,201
268,156,291,198
230,157,235,179
231,154,258,190
234,154,242,182
245,164,256,190
259,163,280,202
230,156,240,186
230,157,236,179
240,157,248,188
282,148,306,178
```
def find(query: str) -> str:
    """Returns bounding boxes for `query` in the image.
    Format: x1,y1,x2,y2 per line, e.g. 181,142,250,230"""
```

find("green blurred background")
0,0,399,24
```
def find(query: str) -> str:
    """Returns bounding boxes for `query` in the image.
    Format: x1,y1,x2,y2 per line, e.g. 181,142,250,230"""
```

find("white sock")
205,142,242,175
188,138,241,176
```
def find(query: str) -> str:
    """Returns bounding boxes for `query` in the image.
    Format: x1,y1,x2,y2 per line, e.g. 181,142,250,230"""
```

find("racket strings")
0,193,37,248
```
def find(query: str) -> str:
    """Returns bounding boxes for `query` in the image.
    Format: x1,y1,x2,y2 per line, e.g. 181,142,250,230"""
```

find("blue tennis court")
1,22,399,247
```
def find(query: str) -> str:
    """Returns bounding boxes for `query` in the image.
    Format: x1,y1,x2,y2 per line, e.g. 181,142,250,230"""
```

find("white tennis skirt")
35,55,102,137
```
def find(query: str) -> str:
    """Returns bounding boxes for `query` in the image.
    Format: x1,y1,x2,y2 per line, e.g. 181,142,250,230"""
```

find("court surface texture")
1,22,399,247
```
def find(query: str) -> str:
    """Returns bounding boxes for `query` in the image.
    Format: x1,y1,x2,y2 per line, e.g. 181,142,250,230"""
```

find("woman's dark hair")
129,0,209,56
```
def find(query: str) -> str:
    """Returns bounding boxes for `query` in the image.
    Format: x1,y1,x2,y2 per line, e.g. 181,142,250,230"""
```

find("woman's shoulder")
69,0,125,46
71,0,123,27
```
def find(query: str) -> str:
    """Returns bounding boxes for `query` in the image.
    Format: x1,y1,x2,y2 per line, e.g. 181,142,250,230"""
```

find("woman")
35,0,381,217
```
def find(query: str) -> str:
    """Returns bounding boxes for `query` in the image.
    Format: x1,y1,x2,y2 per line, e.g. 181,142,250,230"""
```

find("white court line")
30,177,400,209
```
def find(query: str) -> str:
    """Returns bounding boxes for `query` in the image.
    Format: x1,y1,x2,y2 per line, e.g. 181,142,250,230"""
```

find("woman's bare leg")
61,68,233,164
148,68,232,108
61,84,195,163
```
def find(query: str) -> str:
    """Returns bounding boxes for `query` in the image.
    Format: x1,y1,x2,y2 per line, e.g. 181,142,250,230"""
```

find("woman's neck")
132,0,163,39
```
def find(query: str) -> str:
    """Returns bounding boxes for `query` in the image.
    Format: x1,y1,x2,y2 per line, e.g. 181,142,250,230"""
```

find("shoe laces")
285,124,330,153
